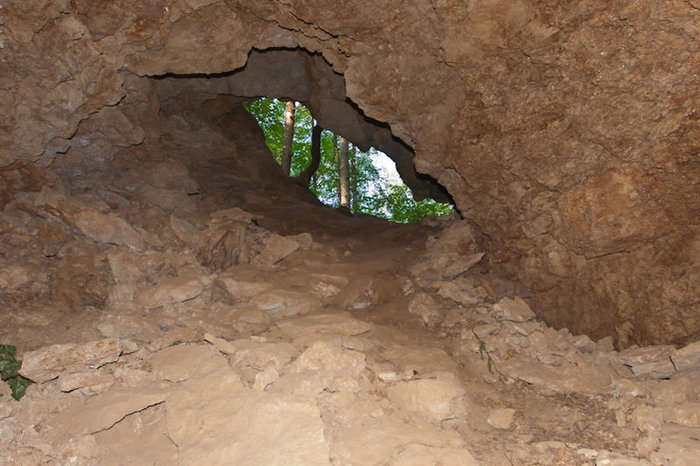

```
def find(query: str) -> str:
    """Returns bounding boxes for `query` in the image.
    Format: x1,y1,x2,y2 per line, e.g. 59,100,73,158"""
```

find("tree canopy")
245,98,453,223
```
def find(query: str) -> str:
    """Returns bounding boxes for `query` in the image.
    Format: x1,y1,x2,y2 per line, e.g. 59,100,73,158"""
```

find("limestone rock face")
1,0,698,346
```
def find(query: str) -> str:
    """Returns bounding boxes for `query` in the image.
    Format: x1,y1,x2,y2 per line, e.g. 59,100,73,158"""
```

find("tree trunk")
338,137,350,208
296,123,323,187
349,144,358,212
281,100,296,176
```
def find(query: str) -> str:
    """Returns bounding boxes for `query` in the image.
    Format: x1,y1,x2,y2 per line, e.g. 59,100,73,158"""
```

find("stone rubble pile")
400,218,700,465
0,184,698,465
7,319,480,465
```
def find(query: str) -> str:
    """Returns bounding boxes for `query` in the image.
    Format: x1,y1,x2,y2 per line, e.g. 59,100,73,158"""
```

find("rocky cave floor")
1,114,699,466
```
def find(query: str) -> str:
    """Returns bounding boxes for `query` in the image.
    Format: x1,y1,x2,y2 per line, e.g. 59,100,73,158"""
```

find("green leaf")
0,345,17,357
0,345,32,400
0,357,21,381
8,376,31,401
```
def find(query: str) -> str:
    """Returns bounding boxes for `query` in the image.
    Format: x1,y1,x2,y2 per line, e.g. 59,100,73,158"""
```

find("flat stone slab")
19,338,135,384
671,341,700,373
617,345,676,378
499,359,613,395
50,387,167,438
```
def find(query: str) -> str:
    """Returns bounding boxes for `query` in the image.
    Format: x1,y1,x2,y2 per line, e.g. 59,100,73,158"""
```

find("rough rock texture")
0,40,699,462
2,195,699,464
1,1,698,348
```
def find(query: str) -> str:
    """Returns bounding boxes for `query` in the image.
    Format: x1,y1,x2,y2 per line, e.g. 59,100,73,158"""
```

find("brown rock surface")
2,0,697,346
0,2,699,465
19,338,130,383
1,192,699,464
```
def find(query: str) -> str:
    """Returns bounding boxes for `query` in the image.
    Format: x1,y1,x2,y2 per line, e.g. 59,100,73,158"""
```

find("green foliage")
378,185,455,224
0,345,32,401
245,98,453,223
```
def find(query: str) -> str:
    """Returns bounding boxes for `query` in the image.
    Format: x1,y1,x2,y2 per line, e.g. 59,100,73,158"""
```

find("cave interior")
0,2,699,464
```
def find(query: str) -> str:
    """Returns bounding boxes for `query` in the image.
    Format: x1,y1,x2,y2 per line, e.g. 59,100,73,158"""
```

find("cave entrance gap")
152,48,454,223
245,97,453,222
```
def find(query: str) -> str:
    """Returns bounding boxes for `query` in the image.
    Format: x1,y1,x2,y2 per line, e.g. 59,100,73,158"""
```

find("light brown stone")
499,359,613,395
618,345,677,379
493,297,536,323
19,338,127,384
134,275,205,309
671,341,700,373
386,372,467,421
250,289,320,317
288,340,367,393
50,388,167,438
251,233,300,267
17,188,146,251
487,407,516,430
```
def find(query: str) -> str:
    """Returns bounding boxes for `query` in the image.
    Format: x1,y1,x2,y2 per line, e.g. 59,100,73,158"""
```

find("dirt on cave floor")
1,115,699,466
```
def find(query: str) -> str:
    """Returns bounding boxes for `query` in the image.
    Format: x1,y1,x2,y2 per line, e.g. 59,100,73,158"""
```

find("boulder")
19,338,135,384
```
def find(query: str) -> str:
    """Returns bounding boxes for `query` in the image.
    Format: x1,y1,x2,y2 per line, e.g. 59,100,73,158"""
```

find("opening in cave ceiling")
244,97,453,223
150,48,454,217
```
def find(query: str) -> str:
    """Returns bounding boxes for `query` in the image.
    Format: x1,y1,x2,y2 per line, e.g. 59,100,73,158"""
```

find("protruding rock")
499,359,613,395
439,252,485,280
72,205,145,250
253,367,280,391
493,297,536,322
17,188,146,251
571,334,597,353
617,345,676,379
412,222,484,280
436,279,482,306
19,338,128,384
134,275,205,309
288,232,314,250
251,233,300,267
596,336,615,353
671,341,700,373
56,369,116,395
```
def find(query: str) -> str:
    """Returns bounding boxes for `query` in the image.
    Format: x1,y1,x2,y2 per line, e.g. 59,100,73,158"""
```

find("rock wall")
1,0,698,347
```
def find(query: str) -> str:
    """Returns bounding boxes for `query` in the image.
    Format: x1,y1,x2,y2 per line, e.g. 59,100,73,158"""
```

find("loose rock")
487,407,516,429
19,338,128,384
